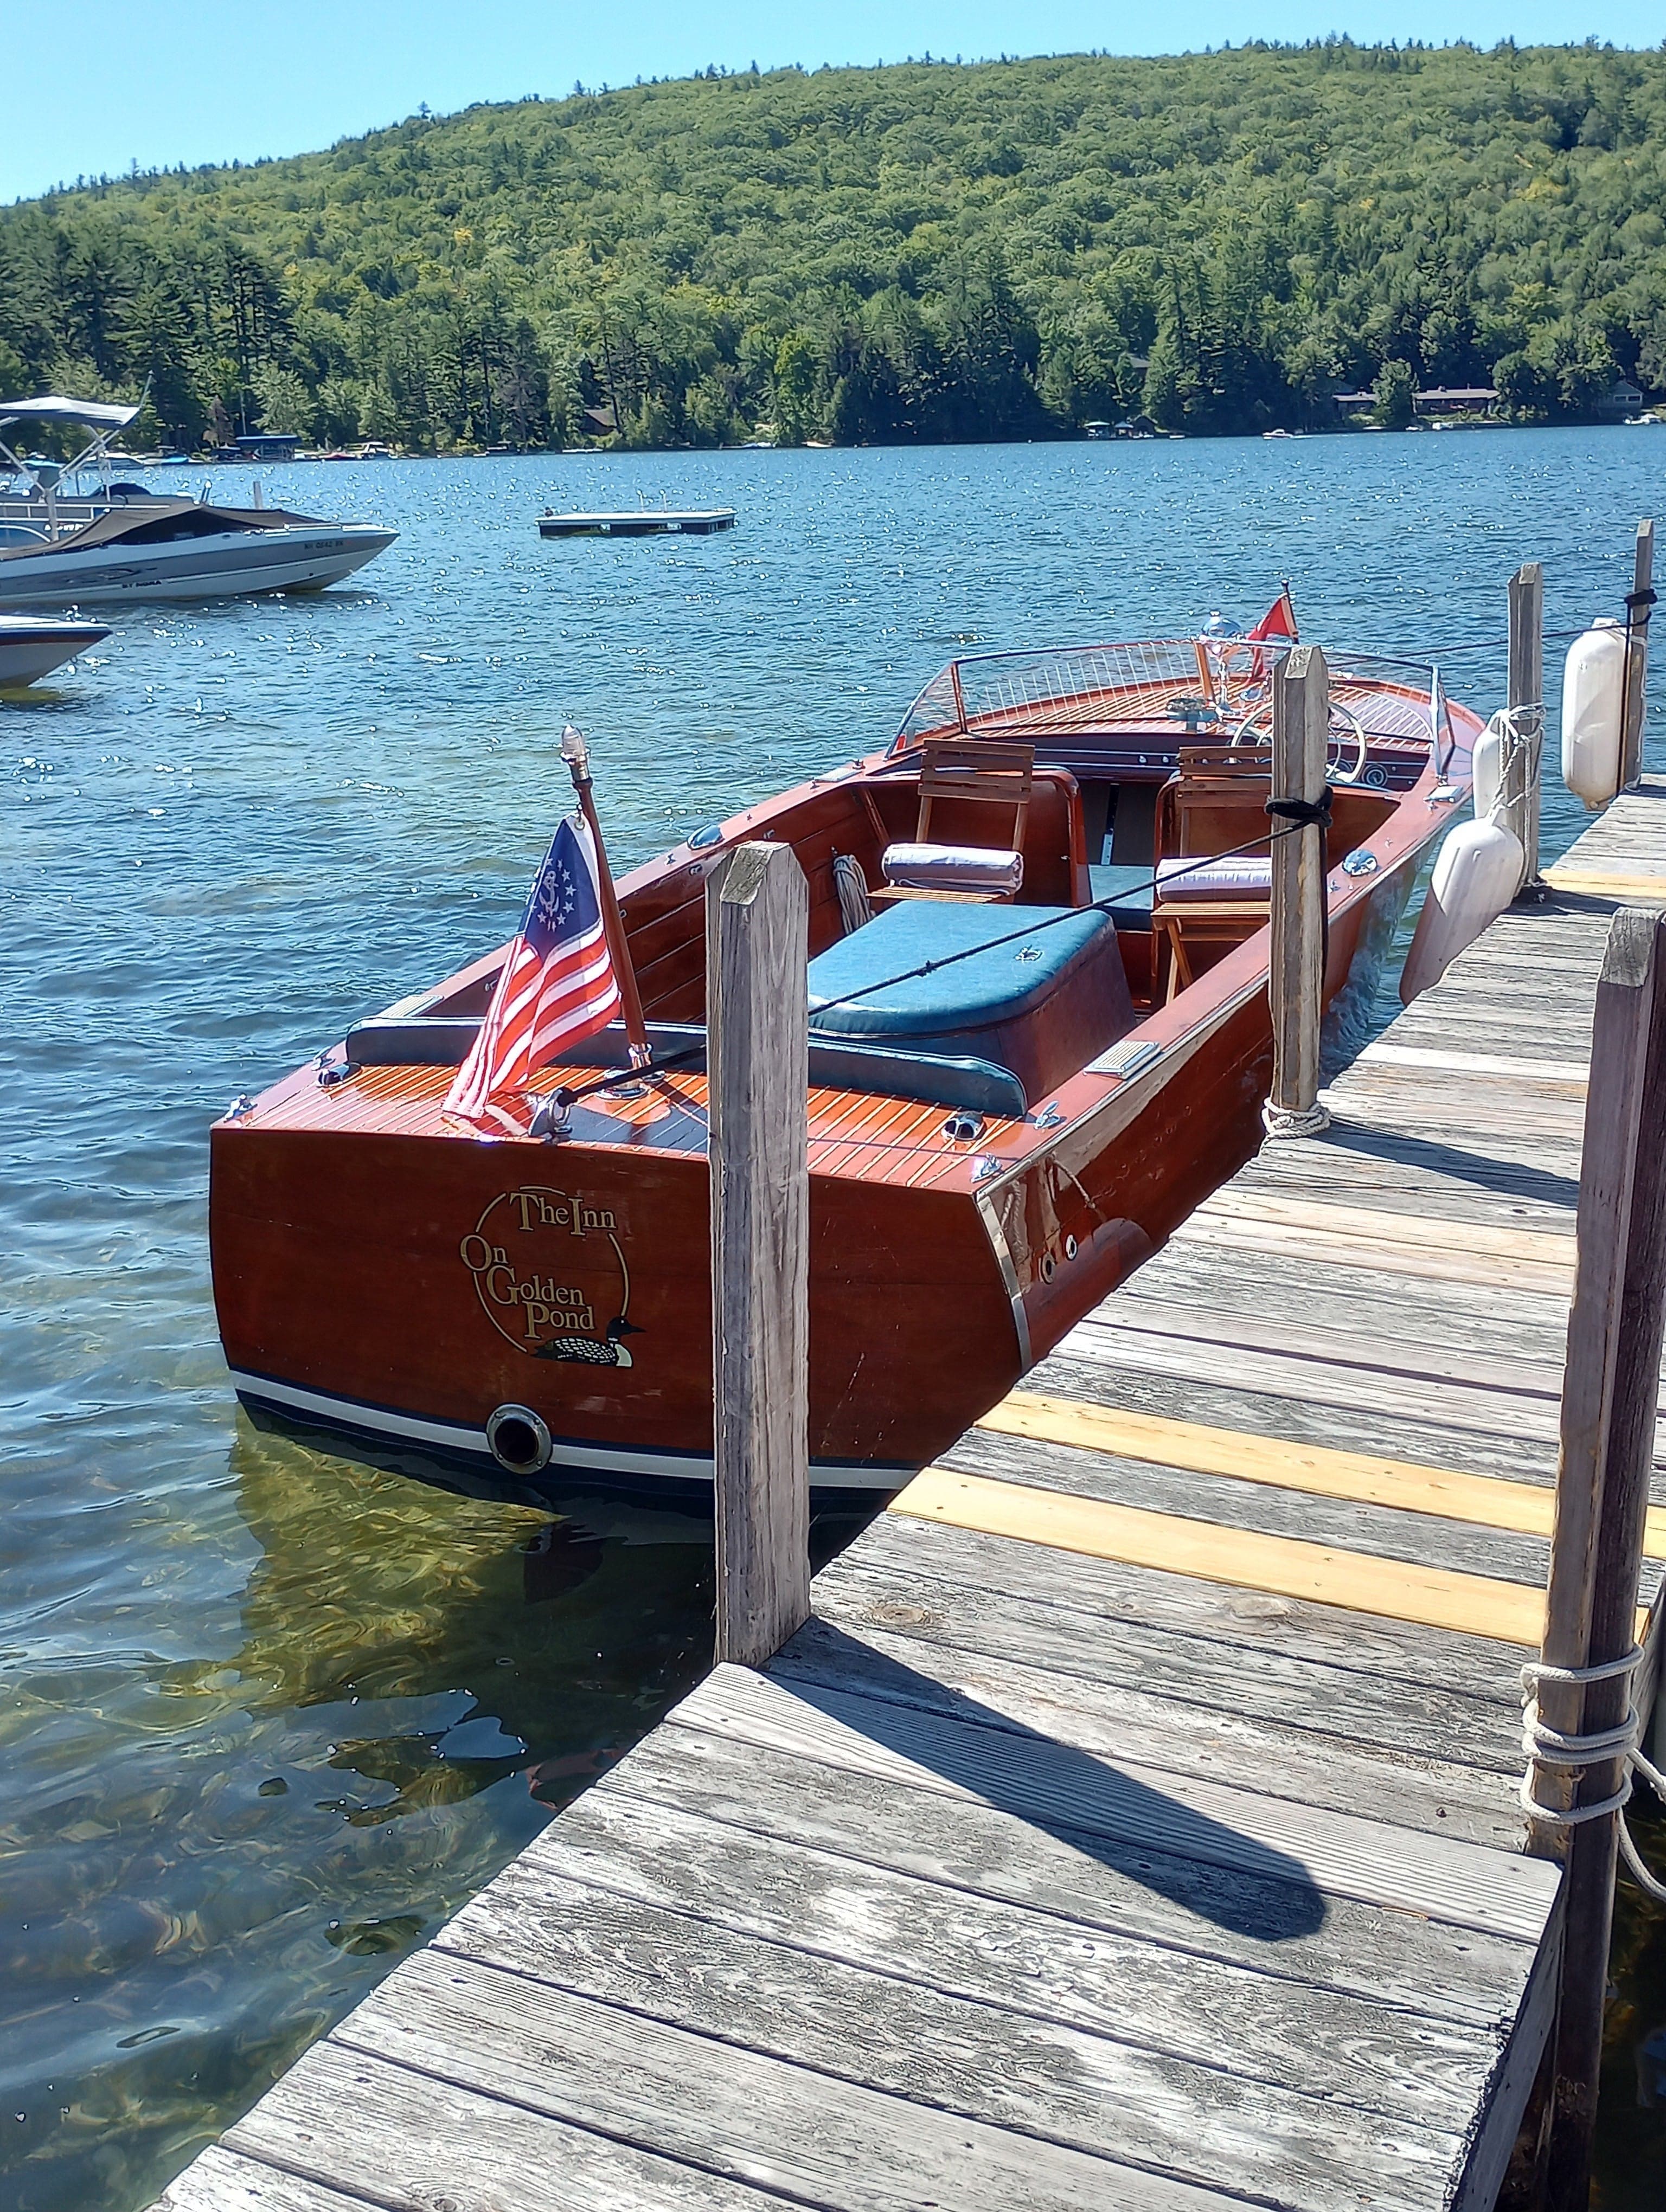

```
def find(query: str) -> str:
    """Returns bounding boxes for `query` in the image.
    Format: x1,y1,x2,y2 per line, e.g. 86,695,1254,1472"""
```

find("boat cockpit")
345,637,1455,1131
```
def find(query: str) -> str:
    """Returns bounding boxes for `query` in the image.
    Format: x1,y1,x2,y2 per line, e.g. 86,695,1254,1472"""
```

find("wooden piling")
1264,643,1330,1136
707,841,811,1668
1620,519,1655,793
1528,906,1666,2210
1504,563,1545,892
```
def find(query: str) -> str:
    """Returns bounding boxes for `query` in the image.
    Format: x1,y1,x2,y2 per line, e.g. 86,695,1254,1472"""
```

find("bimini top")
0,395,143,433
0,499,331,560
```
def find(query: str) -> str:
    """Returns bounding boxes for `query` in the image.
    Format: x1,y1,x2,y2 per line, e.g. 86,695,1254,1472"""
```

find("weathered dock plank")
155,777,1666,2212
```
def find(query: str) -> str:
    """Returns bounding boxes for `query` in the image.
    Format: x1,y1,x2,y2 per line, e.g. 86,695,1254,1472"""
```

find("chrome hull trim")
226,1367,907,1493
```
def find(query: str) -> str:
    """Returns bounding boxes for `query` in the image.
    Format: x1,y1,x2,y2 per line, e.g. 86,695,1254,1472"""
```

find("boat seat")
876,737,1034,904
1087,863,1157,928
807,898,1135,1107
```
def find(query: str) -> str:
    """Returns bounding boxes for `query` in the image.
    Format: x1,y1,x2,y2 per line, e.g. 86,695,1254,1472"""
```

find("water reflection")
0,1417,715,2212
1597,1803,1666,2209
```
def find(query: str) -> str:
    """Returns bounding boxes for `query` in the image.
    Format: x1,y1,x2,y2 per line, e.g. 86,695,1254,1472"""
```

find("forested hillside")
4,43,1665,448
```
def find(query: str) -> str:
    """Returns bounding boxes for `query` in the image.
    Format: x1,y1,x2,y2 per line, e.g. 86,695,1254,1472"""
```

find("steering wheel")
1227,697,1370,786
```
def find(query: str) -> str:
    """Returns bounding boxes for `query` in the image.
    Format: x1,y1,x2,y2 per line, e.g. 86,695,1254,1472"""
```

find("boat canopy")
0,396,142,431
0,499,323,560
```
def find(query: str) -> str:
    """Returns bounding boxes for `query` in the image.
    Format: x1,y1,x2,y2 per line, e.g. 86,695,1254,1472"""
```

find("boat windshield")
890,638,1466,767
890,638,1290,750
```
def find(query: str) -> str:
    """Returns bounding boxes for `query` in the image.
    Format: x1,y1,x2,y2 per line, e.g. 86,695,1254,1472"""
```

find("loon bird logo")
533,1314,644,1366
459,1185,640,1365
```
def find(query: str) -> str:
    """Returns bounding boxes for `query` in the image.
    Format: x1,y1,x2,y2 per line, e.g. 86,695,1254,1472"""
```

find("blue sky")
3,0,1660,204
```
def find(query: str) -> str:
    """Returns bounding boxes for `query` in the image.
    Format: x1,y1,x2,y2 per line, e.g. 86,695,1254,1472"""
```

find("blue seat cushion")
808,901,1134,1104
1088,864,1157,928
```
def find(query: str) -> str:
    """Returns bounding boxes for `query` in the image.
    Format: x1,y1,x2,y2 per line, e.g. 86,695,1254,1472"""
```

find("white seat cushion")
1155,856,1273,899
881,841,1024,895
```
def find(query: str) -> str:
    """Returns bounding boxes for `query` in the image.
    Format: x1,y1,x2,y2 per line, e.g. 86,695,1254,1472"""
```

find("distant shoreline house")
1413,386,1499,417
235,431,303,461
1332,377,1647,425
1603,378,1645,419
1332,385,1499,420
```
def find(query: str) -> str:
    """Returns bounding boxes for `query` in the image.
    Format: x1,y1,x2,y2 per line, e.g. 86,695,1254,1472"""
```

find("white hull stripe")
226,1368,906,1489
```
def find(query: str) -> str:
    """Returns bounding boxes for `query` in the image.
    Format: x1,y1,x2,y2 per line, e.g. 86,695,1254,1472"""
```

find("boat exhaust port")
486,1405,553,1476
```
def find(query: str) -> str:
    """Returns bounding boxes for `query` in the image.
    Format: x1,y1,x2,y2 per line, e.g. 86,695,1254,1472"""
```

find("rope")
1519,1646,1666,1900
1262,1100,1331,1139
1265,792,1334,829
831,851,874,934
1482,703,1545,858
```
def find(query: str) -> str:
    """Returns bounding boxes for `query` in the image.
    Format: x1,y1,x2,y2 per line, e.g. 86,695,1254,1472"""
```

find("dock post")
1504,563,1545,895
1526,906,1666,2210
707,841,812,1668
1621,519,1655,792
1263,643,1330,1139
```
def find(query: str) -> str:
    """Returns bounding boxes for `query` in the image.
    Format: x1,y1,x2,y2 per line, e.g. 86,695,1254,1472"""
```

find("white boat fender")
1400,816,1525,1002
1561,616,1627,811
1471,712,1504,821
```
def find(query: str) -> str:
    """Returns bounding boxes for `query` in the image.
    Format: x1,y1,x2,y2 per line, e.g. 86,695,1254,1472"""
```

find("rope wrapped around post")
1520,1646,1666,1901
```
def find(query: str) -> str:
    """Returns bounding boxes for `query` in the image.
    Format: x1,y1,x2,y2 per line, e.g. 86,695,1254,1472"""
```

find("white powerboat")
0,497,396,607
0,395,395,601
0,613,110,685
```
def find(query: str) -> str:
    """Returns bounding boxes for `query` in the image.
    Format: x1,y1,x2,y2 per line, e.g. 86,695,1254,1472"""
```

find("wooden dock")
157,785,1666,2212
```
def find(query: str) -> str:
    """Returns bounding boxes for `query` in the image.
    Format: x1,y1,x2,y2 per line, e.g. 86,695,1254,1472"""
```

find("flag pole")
561,725,650,1067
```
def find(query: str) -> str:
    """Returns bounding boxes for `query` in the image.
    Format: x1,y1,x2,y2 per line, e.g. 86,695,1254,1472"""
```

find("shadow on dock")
768,1617,1328,1940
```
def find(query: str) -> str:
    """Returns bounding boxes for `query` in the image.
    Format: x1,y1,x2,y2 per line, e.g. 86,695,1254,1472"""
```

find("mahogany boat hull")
210,873,1404,1497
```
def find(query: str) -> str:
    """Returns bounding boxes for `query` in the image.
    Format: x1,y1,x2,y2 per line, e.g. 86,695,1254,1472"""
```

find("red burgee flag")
1242,585,1298,681
1247,586,1298,646
443,813,621,1127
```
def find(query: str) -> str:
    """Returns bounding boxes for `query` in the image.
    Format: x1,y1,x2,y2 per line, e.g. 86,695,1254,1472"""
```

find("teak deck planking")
155,780,1666,2212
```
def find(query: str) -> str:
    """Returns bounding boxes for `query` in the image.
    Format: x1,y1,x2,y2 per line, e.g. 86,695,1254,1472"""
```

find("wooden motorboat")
210,632,1479,1498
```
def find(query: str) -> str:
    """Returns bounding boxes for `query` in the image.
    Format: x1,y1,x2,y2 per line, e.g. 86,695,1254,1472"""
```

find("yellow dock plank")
890,1466,1548,1645
978,1391,1666,1560
1542,869,1666,901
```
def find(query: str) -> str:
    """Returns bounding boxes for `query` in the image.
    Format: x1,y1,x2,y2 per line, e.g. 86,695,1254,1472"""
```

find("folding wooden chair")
874,738,1036,903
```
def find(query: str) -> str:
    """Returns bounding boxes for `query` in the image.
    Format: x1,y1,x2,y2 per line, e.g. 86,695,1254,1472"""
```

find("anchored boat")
539,507,736,537
0,395,395,604
0,497,396,607
210,627,1478,1498
0,613,110,686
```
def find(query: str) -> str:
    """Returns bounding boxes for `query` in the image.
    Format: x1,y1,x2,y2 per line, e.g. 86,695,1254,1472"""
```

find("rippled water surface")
5,433,1666,2210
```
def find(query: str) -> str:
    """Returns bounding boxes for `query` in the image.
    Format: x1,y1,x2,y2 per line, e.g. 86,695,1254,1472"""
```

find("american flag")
443,813,620,1126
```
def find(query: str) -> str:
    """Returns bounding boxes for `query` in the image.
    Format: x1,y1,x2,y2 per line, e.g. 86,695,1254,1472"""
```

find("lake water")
4,429,1665,2210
